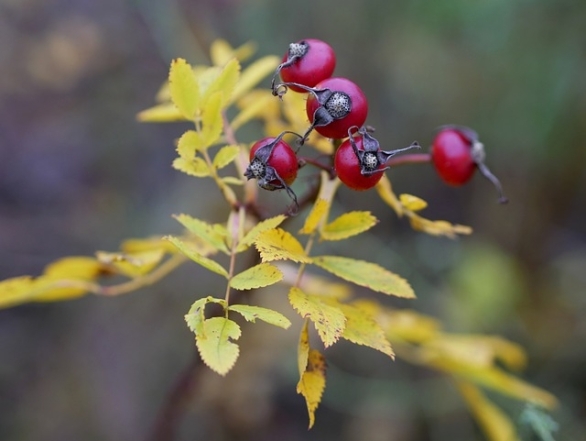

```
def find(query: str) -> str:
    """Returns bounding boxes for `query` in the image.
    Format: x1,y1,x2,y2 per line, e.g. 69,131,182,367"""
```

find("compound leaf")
297,348,327,429
236,215,286,252
229,263,283,290
255,228,312,264
195,317,241,376
213,145,240,170
165,236,228,277
288,287,346,347
174,214,229,254
228,304,291,329
169,58,200,120
321,211,378,241
312,256,415,298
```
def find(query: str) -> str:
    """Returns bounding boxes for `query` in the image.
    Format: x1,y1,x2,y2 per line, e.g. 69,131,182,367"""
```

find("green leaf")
213,145,240,170
337,302,394,358
255,228,313,264
196,317,241,376
228,304,291,329
229,263,283,290
165,236,228,277
299,199,329,235
288,287,346,347
312,255,415,298
236,215,287,252
231,55,280,103
169,58,200,120
321,211,378,241
174,214,229,254
172,157,210,177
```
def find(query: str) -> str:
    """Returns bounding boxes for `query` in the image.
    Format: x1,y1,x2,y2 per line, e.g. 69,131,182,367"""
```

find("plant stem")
387,152,431,167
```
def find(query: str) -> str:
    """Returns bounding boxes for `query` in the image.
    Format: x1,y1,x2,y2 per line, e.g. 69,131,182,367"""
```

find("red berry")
335,129,420,191
245,137,298,190
431,125,508,203
279,39,336,93
431,127,476,186
305,77,368,139
335,134,386,191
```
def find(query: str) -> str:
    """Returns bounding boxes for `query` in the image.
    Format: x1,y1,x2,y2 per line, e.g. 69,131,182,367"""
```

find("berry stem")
386,152,432,167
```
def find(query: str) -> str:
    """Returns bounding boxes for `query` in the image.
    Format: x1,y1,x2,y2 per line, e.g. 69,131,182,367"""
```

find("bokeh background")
1,0,585,440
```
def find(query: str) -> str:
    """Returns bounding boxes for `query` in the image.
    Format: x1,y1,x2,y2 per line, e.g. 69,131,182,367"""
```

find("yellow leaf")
312,256,415,298
176,130,206,159
210,39,255,66
172,157,210,177
121,235,201,255
374,307,441,344
288,287,346,347
200,92,224,148
229,263,283,290
232,90,279,131
95,250,165,278
297,320,310,376
37,256,104,301
44,256,103,279
232,55,280,103
456,381,521,441
299,199,329,235
297,349,327,429
169,58,200,120
228,304,291,329
0,276,37,308
185,296,227,336
423,345,557,409
196,317,241,376
213,145,240,170
136,103,184,122
321,211,378,241
236,214,287,252
409,214,473,238
255,228,313,264
337,302,394,358
174,214,229,254
425,335,527,371
376,175,403,216
201,58,240,109
165,236,228,277
399,193,428,212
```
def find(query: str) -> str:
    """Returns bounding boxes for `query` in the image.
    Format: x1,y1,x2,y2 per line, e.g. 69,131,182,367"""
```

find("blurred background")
1,0,585,439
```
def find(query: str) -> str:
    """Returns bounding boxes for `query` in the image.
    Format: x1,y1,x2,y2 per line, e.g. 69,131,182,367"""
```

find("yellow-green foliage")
0,39,556,438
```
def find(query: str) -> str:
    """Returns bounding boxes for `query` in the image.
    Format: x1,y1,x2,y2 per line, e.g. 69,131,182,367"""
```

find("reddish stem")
387,152,432,167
